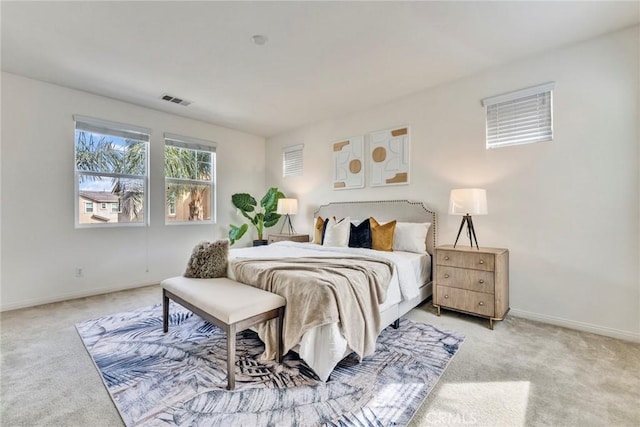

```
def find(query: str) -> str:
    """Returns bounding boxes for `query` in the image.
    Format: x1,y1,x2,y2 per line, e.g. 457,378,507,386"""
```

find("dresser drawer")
436,286,495,317
437,250,495,272
436,267,494,294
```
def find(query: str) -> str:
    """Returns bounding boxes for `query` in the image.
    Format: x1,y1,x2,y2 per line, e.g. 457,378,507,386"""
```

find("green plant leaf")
260,187,284,213
263,211,282,228
228,223,248,245
232,193,257,212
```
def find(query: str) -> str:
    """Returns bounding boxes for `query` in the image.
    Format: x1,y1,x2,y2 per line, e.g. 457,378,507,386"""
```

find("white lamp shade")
276,198,298,215
449,189,488,215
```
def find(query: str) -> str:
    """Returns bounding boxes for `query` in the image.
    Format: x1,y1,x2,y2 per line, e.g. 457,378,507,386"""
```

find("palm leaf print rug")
76,302,464,426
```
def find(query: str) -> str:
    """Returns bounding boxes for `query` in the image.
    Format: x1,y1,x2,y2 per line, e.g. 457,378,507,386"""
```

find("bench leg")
227,324,236,390
276,307,284,363
163,290,169,333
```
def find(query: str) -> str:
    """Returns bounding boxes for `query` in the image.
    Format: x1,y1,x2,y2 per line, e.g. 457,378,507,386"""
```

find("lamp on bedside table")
277,198,298,235
449,188,487,250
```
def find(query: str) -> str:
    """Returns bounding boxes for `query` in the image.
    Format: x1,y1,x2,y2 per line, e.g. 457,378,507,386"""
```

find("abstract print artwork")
333,135,365,190
369,126,410,186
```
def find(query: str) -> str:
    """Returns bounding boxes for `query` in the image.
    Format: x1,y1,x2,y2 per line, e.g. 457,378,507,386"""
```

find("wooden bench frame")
163,288,284,390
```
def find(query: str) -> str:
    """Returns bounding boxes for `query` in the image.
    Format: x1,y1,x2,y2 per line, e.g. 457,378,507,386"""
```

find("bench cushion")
161,276,285,324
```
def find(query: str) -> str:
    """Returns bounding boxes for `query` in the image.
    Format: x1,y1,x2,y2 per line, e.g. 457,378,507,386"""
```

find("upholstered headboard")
313,200,437,255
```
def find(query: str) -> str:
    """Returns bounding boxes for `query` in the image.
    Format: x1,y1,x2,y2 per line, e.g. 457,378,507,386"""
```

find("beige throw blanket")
231,256,393,363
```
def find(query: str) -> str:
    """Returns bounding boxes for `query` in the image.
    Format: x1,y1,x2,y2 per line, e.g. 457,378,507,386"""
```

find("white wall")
266,27,640,341
1,72,266,310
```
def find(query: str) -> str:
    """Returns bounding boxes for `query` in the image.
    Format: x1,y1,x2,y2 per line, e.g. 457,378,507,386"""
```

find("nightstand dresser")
267,234,310,244
434,245,509,329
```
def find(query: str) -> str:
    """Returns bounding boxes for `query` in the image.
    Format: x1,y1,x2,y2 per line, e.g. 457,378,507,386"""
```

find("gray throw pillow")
184,240,229,278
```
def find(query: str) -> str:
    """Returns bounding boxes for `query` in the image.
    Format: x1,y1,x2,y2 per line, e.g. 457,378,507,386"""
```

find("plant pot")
253,239,268,247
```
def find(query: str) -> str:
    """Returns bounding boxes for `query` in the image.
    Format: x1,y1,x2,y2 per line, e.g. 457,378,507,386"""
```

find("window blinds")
164,133,217,152
283,144,303,177
74,115,151,142
482,82,554,149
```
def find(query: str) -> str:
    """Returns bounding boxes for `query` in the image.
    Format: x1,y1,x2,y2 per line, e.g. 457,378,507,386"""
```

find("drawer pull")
444,256,450,260
444,274,450,278
479,260,484,264
478,301,485,306
479,279,485,284
444,295,449,299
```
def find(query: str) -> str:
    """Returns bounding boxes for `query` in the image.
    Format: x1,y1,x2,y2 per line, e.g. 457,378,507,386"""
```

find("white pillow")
323,216,351,247
392,222,431,253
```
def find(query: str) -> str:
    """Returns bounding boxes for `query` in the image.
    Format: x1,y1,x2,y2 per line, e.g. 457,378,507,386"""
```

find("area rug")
76,303,464,427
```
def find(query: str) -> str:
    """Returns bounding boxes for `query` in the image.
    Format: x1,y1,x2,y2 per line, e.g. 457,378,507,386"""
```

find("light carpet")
76,302,464,427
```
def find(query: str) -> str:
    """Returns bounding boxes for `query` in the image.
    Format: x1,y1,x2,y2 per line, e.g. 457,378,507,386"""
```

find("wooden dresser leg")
227,324,236,390
489,318,494,330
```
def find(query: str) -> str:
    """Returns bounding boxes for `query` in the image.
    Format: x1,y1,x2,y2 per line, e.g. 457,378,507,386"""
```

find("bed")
227,199,437,381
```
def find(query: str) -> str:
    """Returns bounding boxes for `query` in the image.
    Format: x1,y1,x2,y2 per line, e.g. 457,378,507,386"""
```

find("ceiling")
2,1,638,138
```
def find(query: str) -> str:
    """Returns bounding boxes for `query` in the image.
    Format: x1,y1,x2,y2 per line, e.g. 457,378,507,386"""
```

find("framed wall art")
369,126,410,187
332,135,364,190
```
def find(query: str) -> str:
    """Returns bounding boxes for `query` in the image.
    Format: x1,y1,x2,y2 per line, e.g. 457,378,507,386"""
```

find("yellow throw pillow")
370,217,396,251
313,216,325,244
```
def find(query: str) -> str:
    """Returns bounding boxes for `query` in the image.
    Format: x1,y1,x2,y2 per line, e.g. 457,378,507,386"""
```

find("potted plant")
228,187,286,246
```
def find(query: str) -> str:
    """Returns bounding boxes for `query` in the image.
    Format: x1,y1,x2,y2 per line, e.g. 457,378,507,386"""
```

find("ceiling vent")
160,94,192,106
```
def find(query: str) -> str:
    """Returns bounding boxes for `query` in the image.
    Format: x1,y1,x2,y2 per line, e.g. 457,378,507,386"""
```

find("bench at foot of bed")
160,276,286,390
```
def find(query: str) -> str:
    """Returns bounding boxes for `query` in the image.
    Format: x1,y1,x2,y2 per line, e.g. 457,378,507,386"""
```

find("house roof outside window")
79,191,119,203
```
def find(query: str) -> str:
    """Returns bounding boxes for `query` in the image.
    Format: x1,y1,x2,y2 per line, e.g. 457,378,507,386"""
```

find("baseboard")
0,281,159,312
510,308,640,343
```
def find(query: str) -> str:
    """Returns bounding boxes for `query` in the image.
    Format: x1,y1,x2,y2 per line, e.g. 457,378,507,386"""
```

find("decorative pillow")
370,217,397,252
184,239,229,278
312,216,326,244
320,218,329,244
322,216,351,247
393,222,431,253
349,218,372,249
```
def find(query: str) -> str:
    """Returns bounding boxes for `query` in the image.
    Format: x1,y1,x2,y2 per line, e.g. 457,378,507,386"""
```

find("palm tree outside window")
164,133,216,223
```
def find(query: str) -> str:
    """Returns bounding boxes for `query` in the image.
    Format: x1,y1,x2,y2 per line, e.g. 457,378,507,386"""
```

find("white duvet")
228,241,430,381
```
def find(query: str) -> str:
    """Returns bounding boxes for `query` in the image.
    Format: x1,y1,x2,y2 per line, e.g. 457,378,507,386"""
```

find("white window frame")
164,133,217,225
482,82,554,149
283,144,304,178
74,115,150,228
85,202,93,214
111,203,120,213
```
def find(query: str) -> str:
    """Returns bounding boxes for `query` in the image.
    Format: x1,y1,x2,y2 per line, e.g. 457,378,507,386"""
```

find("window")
85,202,94,213
111,203,120,213
164,133,216,223
482,82,554,149
74,115,150,227
283,144,303,178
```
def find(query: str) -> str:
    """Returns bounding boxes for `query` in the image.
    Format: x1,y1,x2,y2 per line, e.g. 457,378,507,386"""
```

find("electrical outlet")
75,268,83,277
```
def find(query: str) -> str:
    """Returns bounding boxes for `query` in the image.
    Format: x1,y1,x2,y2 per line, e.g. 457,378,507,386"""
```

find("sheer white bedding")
227,241,431,381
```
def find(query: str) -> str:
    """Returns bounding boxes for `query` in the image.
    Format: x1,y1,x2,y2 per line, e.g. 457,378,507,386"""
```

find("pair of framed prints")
332,126,410,190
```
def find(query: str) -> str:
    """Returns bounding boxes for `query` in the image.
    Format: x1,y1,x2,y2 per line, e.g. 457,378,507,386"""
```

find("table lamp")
449,189,488,250
277,198,298,235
